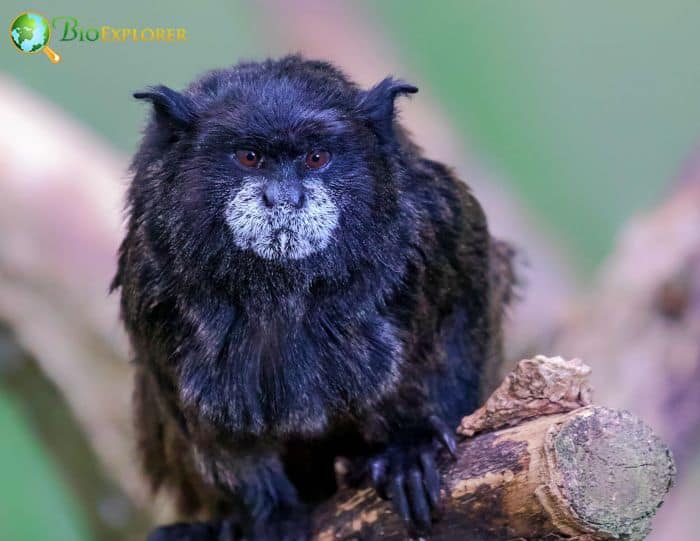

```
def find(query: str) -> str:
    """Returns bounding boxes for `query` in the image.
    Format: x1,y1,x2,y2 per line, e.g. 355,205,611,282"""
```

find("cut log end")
541,407,676,540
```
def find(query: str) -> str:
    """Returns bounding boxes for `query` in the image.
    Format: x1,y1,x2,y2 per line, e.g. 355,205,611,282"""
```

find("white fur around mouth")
225,177,339,260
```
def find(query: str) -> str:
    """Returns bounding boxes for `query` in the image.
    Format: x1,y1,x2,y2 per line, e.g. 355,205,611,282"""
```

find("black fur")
112,55,515,540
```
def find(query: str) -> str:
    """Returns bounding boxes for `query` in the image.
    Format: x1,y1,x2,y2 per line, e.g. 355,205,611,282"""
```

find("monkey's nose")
262,181,305,209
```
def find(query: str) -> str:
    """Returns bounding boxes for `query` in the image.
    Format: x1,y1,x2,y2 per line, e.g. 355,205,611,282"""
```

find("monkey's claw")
368,443,444,535
429,414,458,458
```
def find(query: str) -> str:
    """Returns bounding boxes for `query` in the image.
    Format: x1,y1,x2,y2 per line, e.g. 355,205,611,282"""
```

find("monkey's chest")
178,312,403,437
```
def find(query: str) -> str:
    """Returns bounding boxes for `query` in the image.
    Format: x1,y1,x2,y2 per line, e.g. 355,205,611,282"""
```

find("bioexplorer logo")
9,12,61,63
9,12,187,64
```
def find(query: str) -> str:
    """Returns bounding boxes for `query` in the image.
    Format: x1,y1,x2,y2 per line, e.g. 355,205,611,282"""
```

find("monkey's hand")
366,416,457,536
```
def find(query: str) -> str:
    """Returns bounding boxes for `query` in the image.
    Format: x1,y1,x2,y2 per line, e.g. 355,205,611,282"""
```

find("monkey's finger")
388,473,412,525
370,457,389,499
419,450,440,509
406,467,432,531
429,415,458,458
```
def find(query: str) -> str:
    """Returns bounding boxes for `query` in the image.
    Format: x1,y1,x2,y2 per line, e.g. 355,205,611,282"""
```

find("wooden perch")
312,407,673,541
310,357,675,541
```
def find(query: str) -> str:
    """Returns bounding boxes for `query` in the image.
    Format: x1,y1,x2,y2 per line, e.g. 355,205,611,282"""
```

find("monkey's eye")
305,150,331,170
235,149,262,168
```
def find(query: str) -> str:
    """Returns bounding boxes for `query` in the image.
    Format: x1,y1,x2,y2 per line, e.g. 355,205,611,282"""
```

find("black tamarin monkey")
112,55,516,540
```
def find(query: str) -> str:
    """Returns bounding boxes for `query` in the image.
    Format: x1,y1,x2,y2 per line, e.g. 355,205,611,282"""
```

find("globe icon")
9,12,61,63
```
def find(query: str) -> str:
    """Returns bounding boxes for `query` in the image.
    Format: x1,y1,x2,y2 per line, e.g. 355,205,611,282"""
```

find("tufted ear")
357,77,418,147
133,85,196,130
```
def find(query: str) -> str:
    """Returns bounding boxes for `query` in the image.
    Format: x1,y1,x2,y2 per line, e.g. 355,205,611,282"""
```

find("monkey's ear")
133,85,196,130
357,77,418,147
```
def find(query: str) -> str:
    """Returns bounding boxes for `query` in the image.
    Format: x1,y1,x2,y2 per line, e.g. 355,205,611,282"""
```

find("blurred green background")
2,1,700,539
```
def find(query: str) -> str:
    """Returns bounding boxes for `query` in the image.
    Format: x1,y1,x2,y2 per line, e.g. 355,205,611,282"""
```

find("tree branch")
312,406,673,541
309,357,674,541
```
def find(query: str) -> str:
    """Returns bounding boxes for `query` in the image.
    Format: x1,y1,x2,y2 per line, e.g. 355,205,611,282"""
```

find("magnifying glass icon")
9,12,61,64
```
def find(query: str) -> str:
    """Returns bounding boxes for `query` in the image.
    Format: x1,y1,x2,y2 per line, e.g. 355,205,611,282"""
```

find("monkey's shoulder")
398,157,493,304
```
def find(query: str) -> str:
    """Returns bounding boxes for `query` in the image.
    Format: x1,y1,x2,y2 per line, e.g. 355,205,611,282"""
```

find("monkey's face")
181,87,383,264
134,58,416,274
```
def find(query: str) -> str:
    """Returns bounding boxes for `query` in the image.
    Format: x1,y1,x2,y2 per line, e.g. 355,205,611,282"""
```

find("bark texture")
458,355,593,437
